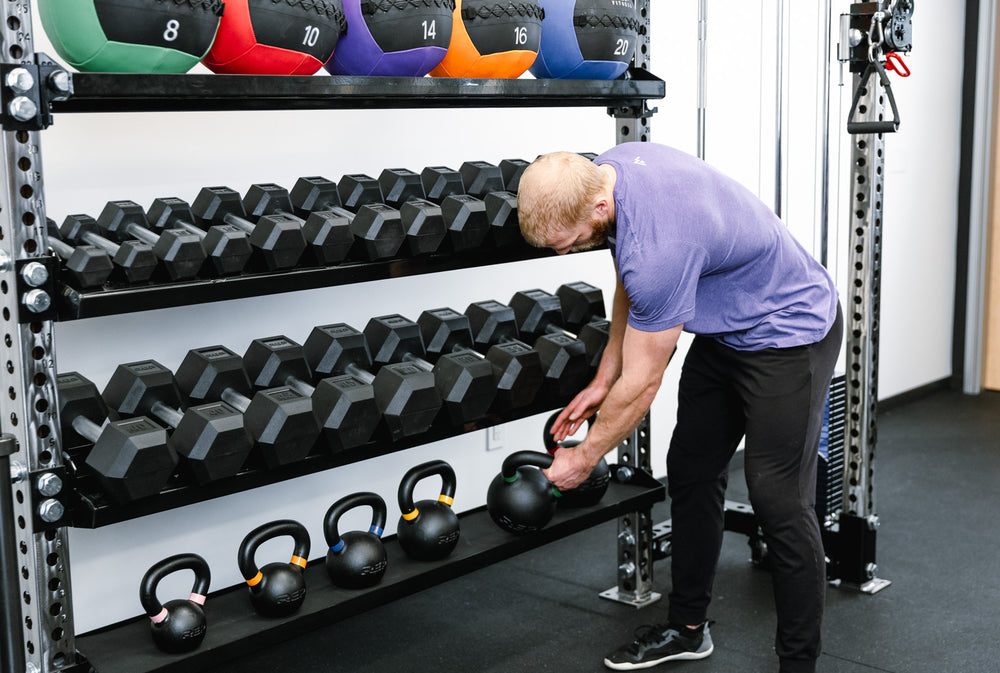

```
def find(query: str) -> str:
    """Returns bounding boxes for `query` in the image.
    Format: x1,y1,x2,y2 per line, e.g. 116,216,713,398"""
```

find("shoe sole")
603,643,714,670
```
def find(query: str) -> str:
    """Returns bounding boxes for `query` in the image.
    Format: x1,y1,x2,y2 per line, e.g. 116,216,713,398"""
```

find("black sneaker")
603,622,714,670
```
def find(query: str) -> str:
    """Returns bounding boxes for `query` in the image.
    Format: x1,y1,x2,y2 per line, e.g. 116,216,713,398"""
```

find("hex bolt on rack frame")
0,3,670,672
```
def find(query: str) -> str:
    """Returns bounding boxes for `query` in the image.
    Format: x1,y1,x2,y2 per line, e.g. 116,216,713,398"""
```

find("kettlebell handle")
139,553,211,622
323,492,387,551
398,460,457,519
500,450,557,484
237,519,311,586
542,410,596,454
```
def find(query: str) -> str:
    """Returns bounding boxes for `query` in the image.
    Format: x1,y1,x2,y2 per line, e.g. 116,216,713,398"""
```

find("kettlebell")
542,411,611,507
237,519,310,618
324,492,388,589
486,450,561,535
397,460,460,561
139,553,211,654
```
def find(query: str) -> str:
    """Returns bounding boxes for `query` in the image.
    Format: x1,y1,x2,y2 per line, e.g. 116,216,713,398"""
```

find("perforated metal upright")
0,2,78,672
599,0,661,608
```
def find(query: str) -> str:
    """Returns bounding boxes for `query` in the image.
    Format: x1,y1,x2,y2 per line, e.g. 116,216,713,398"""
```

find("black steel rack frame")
0,2,670,672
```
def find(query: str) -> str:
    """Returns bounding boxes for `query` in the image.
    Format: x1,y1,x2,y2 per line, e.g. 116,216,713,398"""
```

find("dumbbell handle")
70,415,101,444
220,387,251,414
282,374,315,399
170,219,208,243
543,323,578,340
221,212,257,235
48,238,76,259
400,352,434,373
150,400,183,430
77,230,123,256
343,363,375,386
123,222,162,247
448,343,486,362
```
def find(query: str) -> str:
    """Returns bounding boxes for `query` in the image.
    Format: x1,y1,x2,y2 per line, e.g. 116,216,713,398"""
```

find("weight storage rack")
0,3,666,672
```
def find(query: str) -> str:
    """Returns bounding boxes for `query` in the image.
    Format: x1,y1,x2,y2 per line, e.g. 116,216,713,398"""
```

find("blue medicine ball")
530,0,640,80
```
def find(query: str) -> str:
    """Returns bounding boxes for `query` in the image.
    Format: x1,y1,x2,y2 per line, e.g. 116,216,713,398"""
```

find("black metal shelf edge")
51,68,665,114
74,475,665,673
70,392,576,528
56,243,563,320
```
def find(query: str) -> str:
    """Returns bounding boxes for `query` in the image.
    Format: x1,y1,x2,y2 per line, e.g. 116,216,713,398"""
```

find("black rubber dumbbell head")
337,173,382,212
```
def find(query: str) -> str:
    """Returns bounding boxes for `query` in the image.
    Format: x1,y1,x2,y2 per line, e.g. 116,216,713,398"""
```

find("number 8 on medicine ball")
325,0,455,76
529,0,640,80
37,0,223,73
430,0,544,79
202,0,347,75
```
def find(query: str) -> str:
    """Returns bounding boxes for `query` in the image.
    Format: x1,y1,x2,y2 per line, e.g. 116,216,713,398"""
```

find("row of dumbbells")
45,159,539,291
59,282,610,505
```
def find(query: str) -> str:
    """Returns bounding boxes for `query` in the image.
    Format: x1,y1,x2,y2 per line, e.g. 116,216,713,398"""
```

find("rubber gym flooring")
210,387,1000,673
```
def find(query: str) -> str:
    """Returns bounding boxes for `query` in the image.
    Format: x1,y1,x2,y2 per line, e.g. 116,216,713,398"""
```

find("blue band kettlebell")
139,553,211,653
324,492,388,589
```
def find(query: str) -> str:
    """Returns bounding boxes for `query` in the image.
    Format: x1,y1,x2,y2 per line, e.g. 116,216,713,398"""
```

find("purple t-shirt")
596,143,838,350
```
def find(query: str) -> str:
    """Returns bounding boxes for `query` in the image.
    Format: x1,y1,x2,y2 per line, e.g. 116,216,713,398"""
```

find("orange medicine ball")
430,0,544,78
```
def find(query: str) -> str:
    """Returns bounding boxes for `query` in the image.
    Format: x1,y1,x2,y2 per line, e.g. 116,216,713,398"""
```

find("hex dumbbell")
45,220,113,289
146,197,253,277
102,360,252,484
59,214,158,284
174,346,319,469
57,371,175,503
364,314,494,425
419,306,542,412
304,323,440,440
97,200,207,280
191,186,307,271
242,335,380,453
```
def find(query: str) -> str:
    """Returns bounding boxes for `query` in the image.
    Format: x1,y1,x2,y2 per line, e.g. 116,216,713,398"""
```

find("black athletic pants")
666,305,843,673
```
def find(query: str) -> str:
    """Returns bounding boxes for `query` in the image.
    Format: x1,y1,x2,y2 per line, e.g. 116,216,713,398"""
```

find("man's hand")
549,379,611,443
543,445,598,491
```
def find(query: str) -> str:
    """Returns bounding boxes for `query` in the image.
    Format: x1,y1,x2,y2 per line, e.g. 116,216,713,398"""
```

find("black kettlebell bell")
324,492,388,589
542,410,610,507
237,519,310,618
486,450,561,534
139,553,211,654
397,460,460,561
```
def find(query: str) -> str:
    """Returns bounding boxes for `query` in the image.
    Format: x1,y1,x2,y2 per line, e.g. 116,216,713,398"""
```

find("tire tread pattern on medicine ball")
362,0,454,13
460,2,544,21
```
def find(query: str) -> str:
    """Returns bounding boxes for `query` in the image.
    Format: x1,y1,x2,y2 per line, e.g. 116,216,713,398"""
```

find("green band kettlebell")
542,411,610,507
486,450,561,534
139,553,211,653
324,492,388,589
237,520,310,618
397,460,460,561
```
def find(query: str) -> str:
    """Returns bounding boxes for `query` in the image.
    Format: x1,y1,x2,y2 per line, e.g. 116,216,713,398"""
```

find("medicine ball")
203,0,347,75
530,0,639,80
37,0,223,73
326,0,455,76
430,0,544,79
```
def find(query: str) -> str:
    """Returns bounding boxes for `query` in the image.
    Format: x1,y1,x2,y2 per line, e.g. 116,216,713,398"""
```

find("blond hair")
517,152,605,247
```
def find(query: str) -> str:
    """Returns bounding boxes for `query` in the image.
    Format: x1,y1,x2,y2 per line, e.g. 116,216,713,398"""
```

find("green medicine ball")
38,0,223,73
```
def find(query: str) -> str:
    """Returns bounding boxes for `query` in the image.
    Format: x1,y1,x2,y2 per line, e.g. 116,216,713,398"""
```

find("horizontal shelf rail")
73,474,665,673
51,69,665,114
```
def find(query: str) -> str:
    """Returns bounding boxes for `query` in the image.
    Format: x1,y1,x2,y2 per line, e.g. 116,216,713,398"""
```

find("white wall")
26,0,966,632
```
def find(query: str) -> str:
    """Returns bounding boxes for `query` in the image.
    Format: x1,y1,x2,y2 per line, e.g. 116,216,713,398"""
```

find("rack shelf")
55,243,567,321
73,473,665,673
50,69,664,114
69,392,577,529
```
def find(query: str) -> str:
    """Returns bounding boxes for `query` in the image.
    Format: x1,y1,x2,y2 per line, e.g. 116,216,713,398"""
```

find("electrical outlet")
486,425,505,451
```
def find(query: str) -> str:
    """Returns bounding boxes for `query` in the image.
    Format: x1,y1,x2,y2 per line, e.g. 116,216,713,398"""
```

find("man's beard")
571,216,614,252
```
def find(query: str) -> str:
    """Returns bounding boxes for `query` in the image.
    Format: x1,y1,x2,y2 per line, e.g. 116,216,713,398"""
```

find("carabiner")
885,52,910,77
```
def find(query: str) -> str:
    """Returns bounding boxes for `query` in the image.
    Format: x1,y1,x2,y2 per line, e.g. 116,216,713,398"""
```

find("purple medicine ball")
326,0,455,76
